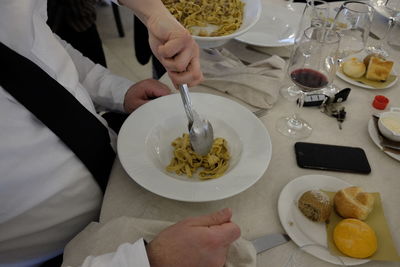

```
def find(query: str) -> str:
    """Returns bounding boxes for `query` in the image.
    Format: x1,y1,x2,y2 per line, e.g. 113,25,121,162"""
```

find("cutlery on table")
178,84,214,155
251,233,291,254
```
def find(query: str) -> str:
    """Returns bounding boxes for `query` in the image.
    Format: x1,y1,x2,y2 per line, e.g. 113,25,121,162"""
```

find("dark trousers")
40,254,63,267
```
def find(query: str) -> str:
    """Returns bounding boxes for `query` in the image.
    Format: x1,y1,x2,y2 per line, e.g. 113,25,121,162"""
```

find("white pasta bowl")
117,93,272,202
378,108,400,142
192,0,262,48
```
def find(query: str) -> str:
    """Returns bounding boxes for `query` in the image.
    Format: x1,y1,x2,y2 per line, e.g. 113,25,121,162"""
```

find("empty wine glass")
281,0,330,100
367,0,400,57
276,26,341,139
332,1,374,60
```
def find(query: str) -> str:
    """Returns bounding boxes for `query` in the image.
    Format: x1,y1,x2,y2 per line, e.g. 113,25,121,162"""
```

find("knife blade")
251,233,291,254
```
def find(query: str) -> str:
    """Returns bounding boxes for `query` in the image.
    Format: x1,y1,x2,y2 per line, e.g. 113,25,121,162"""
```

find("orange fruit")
333,218,377,259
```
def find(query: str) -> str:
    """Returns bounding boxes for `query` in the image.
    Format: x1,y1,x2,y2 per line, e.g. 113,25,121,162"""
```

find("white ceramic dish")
117,93,272,202
278,174,370,266
368,118,400,162
378,108,400,142
336,53,398,89
234,2,304,47
192,0,262,48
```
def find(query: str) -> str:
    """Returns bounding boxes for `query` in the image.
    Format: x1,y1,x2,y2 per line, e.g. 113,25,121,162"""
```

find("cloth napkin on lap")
200,49,286,109
62,216,257,267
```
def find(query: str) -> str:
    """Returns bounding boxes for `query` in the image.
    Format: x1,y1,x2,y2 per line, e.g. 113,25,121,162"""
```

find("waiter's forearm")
118,0,174,26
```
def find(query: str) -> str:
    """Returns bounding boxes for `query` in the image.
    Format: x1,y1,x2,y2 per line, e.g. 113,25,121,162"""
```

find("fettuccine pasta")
166,133,230,180
162,0,245,36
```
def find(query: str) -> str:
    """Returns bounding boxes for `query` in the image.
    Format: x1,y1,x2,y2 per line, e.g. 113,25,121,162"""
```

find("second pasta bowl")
191,0,262,48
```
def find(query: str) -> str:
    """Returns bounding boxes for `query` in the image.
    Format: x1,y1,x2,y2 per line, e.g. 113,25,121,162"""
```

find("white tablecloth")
96,1,400,266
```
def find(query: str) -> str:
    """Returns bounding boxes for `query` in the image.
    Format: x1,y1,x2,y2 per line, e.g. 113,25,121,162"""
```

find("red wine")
290,68,328,91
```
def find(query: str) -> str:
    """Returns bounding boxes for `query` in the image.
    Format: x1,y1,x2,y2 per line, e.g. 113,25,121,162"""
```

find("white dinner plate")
117,93,272,202
278,174,370,265
235,2,305,47
368,118,400,162
336,54,398,90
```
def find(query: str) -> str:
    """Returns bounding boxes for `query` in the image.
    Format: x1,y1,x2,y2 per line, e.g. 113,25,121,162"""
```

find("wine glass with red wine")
280,0,330,101
276,26,341,139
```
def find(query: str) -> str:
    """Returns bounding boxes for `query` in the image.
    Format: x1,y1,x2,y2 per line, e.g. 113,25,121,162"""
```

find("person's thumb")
190,208,233,227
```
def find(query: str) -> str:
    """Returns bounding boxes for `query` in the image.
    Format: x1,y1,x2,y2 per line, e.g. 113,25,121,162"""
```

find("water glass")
368,0,400,56
295,0,330,44
333,1,374,59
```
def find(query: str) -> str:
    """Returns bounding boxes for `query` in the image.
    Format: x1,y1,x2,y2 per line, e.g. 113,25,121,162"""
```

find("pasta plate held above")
163,0,262,48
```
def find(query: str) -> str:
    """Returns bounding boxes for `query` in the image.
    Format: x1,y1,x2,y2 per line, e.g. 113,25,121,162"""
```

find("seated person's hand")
147,12,203,87
123,79,170,113
146,208,241,267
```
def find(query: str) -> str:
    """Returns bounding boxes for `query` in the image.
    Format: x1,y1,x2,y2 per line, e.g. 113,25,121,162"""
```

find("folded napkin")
62,216,257,267
200,48,286,109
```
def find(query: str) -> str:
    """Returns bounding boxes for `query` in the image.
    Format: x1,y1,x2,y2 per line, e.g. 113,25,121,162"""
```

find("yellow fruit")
333,219,377,259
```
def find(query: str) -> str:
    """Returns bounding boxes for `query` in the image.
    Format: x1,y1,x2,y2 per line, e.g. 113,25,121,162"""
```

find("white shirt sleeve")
79,239,150,267
55,36,134,112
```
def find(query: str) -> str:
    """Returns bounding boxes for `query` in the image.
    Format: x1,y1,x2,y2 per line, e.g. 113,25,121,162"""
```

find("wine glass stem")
297,92,305,109
287,92,306,129
382,17,395,42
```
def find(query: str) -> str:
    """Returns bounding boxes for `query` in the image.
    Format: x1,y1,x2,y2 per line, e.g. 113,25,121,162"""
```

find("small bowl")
192,0,262,48
378,108,400,142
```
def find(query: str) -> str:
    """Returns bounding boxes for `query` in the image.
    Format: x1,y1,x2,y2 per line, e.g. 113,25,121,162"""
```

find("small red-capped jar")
372,95,389,110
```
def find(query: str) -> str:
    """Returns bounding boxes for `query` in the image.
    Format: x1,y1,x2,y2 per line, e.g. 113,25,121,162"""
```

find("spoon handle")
178,84,194,125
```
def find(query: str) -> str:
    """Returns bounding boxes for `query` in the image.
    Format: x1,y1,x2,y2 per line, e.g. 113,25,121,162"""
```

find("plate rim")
117,92,272,202
234,2,305,47
277,174,370,265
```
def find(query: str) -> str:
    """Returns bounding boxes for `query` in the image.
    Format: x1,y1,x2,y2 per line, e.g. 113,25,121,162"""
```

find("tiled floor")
96,4,152,82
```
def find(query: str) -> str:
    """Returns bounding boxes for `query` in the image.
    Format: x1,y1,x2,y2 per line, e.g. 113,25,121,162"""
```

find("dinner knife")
251,233,291,254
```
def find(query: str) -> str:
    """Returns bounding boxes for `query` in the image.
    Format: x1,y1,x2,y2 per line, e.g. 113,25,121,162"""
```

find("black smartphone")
294,142,371,174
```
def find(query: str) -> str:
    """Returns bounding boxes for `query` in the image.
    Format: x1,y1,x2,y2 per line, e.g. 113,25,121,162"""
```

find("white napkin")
200,49,286,109
62,216,257,267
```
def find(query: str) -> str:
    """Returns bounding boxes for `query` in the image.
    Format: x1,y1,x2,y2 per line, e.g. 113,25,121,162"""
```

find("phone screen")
294,142,371,174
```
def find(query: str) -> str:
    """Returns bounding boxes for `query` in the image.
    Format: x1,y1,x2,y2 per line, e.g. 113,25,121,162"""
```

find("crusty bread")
334,186,374,220
365,56,394,81
342,58,366,78
298,190,332,222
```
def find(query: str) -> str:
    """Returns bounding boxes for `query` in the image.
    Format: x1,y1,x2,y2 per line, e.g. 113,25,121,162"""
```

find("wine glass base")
317,84,339,98
276,115,312,139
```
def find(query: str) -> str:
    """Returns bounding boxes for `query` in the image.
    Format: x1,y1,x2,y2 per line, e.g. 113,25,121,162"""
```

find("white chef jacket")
0,0,150,266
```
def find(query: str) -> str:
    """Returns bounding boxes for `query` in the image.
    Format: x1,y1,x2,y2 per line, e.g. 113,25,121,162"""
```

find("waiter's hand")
146,208,240,267
146,12,203,87
123,79,170,113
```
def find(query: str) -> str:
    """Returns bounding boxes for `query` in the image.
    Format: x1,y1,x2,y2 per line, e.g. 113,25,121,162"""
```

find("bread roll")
333,218,377,259
365,56,394,81
298,190,332,222
342,58,366,78
334,186,374,220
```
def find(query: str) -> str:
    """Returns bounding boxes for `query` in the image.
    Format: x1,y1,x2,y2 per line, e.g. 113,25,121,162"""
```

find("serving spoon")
178,84,214,156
